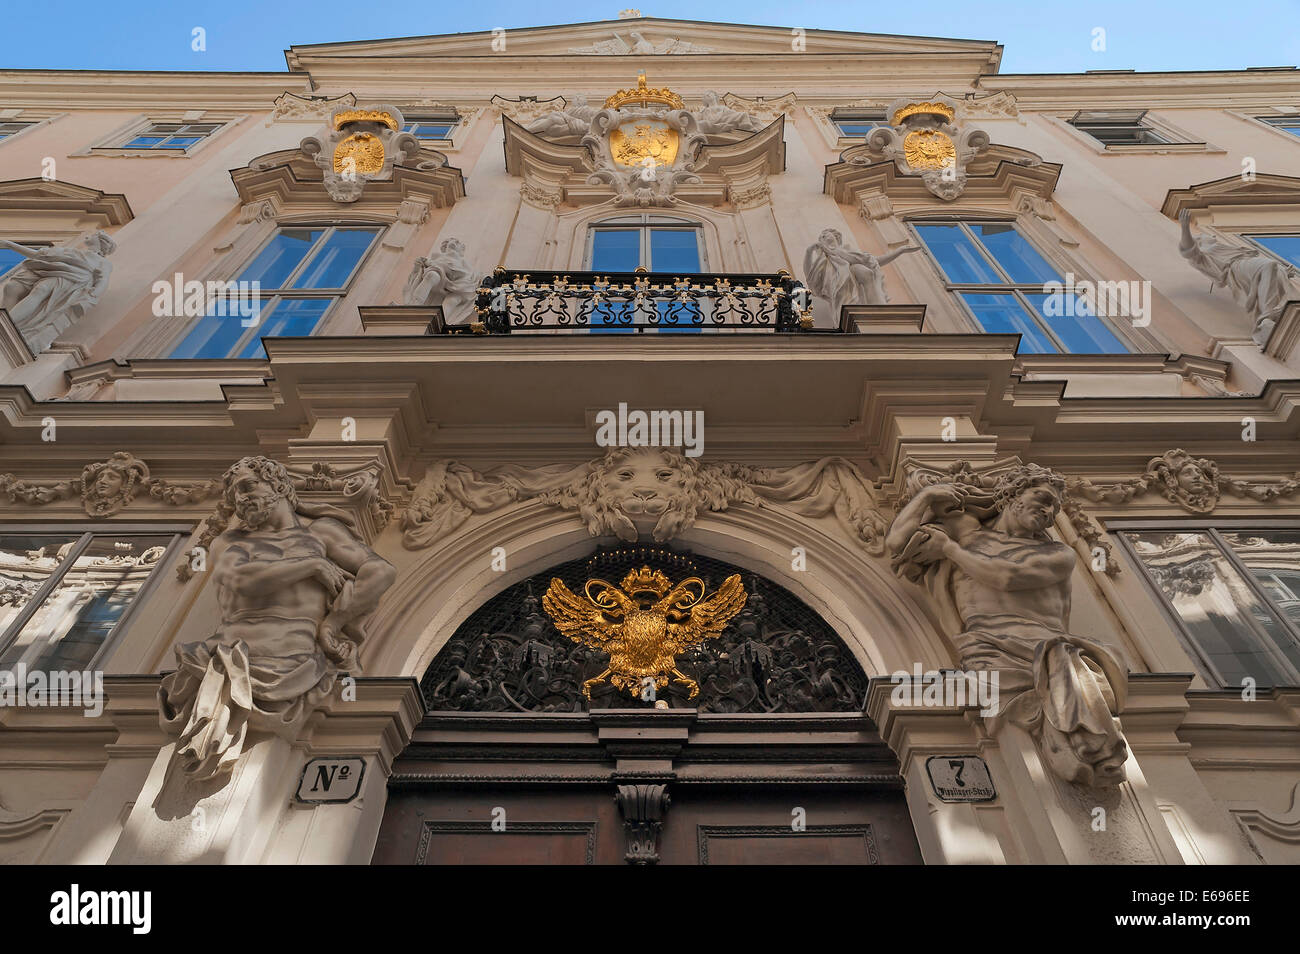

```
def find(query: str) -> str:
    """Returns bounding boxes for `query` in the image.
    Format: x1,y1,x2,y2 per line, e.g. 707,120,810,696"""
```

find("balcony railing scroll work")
454,267,815,335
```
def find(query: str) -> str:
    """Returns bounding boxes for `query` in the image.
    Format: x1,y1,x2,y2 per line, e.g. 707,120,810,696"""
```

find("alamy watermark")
0,665,104,717
1041,272,1151,327
595,402,705,457
890,665,1000,717
151,273,261,326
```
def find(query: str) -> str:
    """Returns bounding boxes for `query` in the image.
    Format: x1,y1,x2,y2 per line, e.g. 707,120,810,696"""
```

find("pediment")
1161,174,1300,218
826,143,1060,209
231,149,465,212
285,17,1002,64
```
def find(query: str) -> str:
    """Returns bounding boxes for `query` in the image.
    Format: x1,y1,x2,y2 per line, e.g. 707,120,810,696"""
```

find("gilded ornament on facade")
333,132,385,175
603,72,686,110
541,566,747,699
610,120,679,168
903,128,956,169
332,108,400,131
892,101,955,125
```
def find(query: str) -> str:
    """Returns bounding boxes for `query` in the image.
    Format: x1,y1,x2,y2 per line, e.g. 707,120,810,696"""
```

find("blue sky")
2,0,1298,74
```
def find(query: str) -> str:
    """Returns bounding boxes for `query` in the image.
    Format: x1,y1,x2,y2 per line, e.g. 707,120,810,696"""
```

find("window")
831,109,888,138
0,121,35,141
169,225,382,359
0,242,49,277
1256,115,1300,137
118,122,222,151
1120,527,1300,688
588,215,703,272
401,109,459,141
912,220,1129,353
0,530,180,672
1247,234,1300,269
1068,109,1178,146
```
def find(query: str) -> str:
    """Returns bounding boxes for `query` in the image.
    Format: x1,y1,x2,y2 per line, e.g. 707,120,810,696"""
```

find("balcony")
445,268,813,334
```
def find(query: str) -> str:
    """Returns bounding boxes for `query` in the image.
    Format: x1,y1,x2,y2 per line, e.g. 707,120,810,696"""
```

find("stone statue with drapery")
0,230,116,352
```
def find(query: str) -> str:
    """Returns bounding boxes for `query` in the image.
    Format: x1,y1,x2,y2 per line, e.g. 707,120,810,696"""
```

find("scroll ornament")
399,447,889,555
852,96,990,201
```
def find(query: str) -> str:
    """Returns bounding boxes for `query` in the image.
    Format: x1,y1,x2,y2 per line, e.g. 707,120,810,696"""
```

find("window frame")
585,214,706,273
401,112,460,143
907,216,1135,354
164,223,385,360
1112,517,1300,689
0,120,37,142
115,121,224,152
0,524,187,672
829,108,888,140
1241,232,1300,270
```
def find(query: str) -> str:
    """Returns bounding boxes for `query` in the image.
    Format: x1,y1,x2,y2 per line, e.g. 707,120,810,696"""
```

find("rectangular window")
118,122,222,151
1068,109,1182,146
1257,116,1300,137
168,225,381,359
1247,234,1300,269
588,217,703,333
0,531,179,672
0,121,35,141
830,109,888,138
1120,527,1300,689
402,109,459,141
912,220,1129,353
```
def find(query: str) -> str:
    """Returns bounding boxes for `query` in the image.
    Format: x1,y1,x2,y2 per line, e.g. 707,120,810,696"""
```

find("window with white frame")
401,109,460,141
0,529,181,672
168,225,383,359
587,215,704,272
830,108,888,138
1067,109,1187,146
911,219,1131,353
117,121,223,151
1246,234,1300,270
0,120,35,141
1256,115,1300,137
1118,525,1300,689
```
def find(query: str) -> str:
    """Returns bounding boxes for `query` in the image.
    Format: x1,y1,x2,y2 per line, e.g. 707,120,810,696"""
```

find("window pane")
236,298,331,358
0,534,83,636
159,136,201,149
1222,531,1300,634
648,229,700,273
914,224,1002,284
1252,235,1300,268
124,136,165,148
239,229,324,288
0,535,171,672
1125,531,1300,688
290,229,377,289
168,305,249,359
960,294,1057,353
836,122,880,136
591,229,641,271
0,248,25,277
1023,293,1128,353
969,223,1061,283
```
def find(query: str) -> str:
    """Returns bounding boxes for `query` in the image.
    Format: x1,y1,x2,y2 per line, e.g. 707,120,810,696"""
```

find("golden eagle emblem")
333,132,385,175
903,128,956,170
541,566,746,700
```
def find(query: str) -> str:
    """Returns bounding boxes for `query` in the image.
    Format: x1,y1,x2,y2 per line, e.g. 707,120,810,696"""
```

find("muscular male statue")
159,456,396,781
887,464,1130,786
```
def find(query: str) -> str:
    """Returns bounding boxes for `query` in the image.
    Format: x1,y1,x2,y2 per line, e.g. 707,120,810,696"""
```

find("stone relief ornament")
1,451,218,518
1067,448,1300,514
401,237,480,325
525,95,598,138
270,91,357,122
399,447,889,555
0,231,116,353
803,227,920,319
569,31,713,54
1178,211,1297,347
298,105,425,203
582,74,707,207
887,462,1131,787
158,456,396,782
854,96,990,201
694,91,763,136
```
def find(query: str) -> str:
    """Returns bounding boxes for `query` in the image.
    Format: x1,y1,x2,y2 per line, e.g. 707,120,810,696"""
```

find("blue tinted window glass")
406,123,454,139
124,136,165,148
168,306,250,359
970,223,1061,283
160,137,200,149
835,122,880,136
589,300,635,334
1024,293,1128,353
648,229,700,273
591,229,641,271
239,229,323,288
237,299,331,358
914,224,1002,284
1254,235,1300,268
290,229,377,289
0,248,23,276
961,293,1058,354
654,299,702,333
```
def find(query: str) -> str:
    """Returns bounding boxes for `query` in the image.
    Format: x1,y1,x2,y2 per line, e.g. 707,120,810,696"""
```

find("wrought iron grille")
420,545,869,713
461,268,812,334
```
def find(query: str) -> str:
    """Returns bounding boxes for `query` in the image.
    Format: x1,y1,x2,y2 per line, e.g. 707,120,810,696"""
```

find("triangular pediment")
285,16,1002,67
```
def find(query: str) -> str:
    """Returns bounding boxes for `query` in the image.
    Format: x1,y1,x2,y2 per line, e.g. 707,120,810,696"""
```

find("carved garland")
1068,448,1300,515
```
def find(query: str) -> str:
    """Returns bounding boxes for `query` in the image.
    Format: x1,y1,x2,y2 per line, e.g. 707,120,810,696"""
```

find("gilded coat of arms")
333,131,386,175
902,128,956,170
542,566,746,699
610,119,679,169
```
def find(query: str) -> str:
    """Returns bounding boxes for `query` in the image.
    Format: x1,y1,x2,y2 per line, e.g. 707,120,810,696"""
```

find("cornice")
0,178,133,227
0,70,312,110
978,68,1300,109
826,145,1061,208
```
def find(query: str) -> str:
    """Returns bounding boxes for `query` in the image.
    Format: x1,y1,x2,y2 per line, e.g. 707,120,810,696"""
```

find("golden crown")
605,73,685,111
333,109,400,131
620,566,673,598
892,101,955,125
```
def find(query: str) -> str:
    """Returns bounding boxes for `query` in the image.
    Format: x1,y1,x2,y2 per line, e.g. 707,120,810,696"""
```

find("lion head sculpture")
577,447,708,542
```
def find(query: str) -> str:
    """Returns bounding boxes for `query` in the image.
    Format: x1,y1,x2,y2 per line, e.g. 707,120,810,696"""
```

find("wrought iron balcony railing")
458,268,813,334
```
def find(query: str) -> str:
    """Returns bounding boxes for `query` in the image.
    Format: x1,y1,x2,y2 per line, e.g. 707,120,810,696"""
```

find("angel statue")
1179,210,1295,347
694,92,763,135
0,231,116,353
401,237,480,325
803,228,919,321
525,95,598,138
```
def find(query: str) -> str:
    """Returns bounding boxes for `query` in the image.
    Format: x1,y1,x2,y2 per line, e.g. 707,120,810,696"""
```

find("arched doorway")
372,546,922,864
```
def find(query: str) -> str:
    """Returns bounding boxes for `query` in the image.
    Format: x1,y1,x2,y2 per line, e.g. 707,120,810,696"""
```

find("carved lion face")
586,448,701,542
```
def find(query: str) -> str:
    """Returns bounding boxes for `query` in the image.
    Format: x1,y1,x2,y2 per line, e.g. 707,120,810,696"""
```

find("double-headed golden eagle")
541,566,747,700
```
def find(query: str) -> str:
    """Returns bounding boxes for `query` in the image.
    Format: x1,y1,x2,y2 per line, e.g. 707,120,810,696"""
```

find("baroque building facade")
0,15,1298,865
